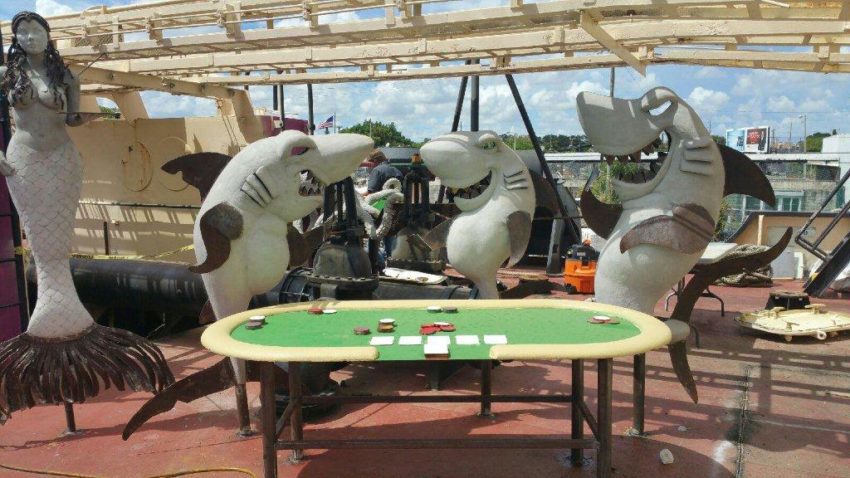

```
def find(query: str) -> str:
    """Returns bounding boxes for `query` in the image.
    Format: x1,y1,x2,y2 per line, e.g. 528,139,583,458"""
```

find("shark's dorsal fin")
580,189,622,240
620,203,715,255
161,152,232,201
189,202,243,274
528,170,561,216
506,211,533,268
422,217,454,251
718,144,776,207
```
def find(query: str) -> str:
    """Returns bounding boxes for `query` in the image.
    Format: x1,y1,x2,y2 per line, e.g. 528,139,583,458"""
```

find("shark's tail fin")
665,228,792,404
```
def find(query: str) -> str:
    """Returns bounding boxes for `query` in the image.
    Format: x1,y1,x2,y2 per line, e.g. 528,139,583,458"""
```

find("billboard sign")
726,127,770,154
725,129,746,152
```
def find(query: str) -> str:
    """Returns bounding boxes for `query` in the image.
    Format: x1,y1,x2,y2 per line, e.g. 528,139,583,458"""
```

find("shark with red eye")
577,87,781,403
195,131,371,426
421,131,536,299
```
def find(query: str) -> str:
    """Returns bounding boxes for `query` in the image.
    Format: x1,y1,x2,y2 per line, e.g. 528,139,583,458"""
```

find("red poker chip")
419,324,440,335
439,324,456,332
308,307,324,315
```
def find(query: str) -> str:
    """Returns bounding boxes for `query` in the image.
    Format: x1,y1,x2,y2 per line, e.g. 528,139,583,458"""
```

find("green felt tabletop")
230,307,640,361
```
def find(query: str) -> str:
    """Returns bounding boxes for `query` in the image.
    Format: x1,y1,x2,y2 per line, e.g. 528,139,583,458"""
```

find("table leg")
597,359,613,478
289,361,304,463
570,359,584,466
479,360,493,418
632,354,645,435
235,382,254,437
260,362,278,478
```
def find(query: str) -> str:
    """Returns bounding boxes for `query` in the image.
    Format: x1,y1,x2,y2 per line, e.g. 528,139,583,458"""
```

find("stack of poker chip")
246,315,266,330
378,318,396,333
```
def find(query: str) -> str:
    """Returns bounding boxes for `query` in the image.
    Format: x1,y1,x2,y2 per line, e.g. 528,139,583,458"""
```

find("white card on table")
370,336,395,346
455,335,480,345
398,336,422,345
427,335,451,346
483,335,508,345
424,342,449,356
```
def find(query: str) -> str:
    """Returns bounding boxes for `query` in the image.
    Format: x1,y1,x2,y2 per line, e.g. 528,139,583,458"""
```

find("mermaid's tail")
0,139,174,423
0,324,174,422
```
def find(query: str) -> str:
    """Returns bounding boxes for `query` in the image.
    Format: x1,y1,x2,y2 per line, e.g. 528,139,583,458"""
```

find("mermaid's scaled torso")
4,68,92,338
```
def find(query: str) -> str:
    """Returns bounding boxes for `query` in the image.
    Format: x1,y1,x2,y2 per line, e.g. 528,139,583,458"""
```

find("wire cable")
0,463,257,478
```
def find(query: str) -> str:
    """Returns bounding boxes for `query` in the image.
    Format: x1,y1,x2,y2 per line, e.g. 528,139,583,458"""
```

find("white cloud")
139,91,217,118
687,87,730,113
35,0,75,16
767,95,795,112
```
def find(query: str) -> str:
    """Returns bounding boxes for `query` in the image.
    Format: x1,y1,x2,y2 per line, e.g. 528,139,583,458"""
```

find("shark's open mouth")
299,170,325,197
601,134,668,184
449,171,492,201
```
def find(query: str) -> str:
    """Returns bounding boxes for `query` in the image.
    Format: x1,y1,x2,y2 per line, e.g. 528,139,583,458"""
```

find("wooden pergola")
2,0,847,100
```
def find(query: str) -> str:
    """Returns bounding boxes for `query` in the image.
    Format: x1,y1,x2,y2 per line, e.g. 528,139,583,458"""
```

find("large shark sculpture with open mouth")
577,87,789,404
421,131,536,299
123,130,372,438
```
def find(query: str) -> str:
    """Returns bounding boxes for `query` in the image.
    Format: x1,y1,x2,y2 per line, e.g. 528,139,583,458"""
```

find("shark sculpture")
577,87,789,403
421,131,536,299
123,131,372,438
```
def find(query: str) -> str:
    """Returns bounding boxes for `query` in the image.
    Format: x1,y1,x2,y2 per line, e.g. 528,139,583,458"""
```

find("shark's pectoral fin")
423,218,454,251
286,224,309,268
304,224,326,251
719,144,776,206
189,202,243,274
580,189,622,240
620,203,715,254
529,170,560,216
669,341,699,404
506,211,533,268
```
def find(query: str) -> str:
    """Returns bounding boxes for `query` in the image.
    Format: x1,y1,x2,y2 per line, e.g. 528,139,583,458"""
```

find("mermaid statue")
0,11,173,424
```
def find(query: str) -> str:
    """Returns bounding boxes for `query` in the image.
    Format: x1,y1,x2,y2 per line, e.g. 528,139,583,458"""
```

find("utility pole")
800,114,808,153
788,122,793,152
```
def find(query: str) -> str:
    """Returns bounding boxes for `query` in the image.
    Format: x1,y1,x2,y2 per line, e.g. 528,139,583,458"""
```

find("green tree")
499,134,534,150
806,132,831,153
341,120,416,147
98,104,120,119
589,161,640,203
711,135,725,146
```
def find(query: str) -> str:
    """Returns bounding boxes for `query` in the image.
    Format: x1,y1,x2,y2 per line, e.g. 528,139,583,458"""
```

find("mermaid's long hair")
2,11,70,110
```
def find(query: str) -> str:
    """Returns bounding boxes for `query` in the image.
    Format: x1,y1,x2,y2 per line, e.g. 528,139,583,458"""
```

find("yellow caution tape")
14,244,195,261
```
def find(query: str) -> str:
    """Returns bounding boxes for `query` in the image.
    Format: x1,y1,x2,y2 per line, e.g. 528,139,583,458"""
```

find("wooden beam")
580,11,645,75
189,53,635,85
73,65,242,100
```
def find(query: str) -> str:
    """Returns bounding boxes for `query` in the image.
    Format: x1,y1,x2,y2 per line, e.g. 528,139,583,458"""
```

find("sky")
3,0,849,142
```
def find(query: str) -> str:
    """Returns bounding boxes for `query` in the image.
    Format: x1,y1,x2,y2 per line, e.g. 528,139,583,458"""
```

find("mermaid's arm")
64,70,84,127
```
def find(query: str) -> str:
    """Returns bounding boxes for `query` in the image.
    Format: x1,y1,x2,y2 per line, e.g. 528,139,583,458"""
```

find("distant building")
538,145,848,238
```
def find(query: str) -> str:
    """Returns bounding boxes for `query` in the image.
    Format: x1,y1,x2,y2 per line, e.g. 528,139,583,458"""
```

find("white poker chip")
248,315,266,321
592,315,612,323
433,321,450,326
426,305,442,313
379,318,396,325
322,309,337,314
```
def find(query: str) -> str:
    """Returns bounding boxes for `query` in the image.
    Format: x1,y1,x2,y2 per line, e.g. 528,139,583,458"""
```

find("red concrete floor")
1,278,849,478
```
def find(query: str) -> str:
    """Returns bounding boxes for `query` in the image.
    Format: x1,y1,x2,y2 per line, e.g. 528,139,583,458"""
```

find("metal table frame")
258,358,614,478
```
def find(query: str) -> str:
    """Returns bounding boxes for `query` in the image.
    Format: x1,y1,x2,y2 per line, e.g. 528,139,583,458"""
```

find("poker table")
202,299,675,478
